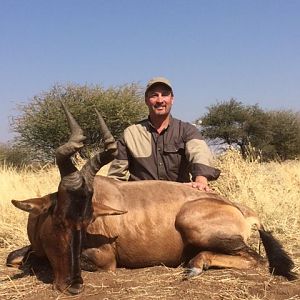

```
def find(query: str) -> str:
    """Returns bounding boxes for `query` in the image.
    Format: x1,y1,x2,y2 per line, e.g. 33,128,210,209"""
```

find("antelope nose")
67,282,84,295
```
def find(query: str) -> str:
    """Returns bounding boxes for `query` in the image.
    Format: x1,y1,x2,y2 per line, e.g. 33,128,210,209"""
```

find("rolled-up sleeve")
184,124,221,181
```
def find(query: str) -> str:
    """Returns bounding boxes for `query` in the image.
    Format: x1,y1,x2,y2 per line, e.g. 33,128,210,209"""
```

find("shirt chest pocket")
163,142,185,156
162,142,185,174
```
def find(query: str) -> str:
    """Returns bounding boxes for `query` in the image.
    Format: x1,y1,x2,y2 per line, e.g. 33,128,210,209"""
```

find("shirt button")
159,162,163,166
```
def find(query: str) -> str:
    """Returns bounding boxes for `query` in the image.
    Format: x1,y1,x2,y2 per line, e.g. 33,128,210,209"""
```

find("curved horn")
95,109,118,157
94,109,114,147
81,109,117,187
56,101,86,178
61,101,85,143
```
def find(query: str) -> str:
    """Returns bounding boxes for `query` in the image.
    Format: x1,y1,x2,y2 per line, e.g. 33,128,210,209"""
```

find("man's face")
145,84,174,117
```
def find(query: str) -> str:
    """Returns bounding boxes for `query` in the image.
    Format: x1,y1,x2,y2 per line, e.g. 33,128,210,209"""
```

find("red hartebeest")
7,104,297,294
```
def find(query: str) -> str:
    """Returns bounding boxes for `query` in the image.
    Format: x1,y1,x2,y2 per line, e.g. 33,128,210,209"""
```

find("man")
107,77,220,191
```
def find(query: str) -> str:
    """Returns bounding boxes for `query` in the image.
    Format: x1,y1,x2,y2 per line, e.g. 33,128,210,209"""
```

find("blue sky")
1,0,300,143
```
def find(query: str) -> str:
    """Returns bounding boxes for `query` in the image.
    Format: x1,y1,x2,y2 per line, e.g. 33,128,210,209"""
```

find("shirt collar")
147,115,173,133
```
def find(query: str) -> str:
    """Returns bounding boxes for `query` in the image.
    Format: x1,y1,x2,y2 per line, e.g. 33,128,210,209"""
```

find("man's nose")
156,94,164,102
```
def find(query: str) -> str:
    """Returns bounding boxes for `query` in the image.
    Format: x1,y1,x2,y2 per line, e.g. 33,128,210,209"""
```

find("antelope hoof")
81,254,98,272
183,267,203,280
6,246,31,268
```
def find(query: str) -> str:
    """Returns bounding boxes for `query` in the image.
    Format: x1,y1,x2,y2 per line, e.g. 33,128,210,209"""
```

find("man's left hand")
184,176,212,192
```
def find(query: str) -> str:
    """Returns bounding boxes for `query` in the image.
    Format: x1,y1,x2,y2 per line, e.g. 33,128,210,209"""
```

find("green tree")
267,110,300,160
199,99,271,158
199,99,300,161
12,83,148,162
198,99,249,147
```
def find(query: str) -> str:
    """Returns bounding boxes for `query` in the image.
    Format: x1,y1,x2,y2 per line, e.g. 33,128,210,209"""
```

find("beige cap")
145,77,173,95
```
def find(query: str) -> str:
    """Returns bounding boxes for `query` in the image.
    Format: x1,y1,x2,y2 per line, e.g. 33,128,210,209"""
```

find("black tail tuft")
259,229,298,280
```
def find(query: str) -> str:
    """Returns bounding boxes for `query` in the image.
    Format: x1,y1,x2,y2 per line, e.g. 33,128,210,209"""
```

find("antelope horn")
56,101,86,178
81,109,118,187
95,109,118,154
60,101,85,143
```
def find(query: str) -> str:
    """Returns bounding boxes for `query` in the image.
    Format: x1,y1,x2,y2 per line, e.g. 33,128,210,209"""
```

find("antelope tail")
259,228,297,281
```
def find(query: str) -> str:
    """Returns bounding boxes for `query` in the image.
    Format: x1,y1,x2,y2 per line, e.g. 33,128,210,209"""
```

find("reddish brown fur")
11,178,262,273
81,178,256,270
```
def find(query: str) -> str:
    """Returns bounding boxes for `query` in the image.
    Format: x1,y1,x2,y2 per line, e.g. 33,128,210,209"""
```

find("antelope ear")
11,193,56,216
93,202,127,220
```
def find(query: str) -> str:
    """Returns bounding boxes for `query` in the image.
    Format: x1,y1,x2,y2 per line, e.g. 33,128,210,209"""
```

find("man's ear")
11,193,56,216
145,97,150,107
92,202,127,221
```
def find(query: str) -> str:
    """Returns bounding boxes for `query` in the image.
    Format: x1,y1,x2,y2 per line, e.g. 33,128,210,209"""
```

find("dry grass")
0,163,59,250
0,151,300,299
211,150,300,263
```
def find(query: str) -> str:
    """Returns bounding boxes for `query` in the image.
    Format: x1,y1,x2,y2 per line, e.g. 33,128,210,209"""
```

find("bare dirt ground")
1,249,300,300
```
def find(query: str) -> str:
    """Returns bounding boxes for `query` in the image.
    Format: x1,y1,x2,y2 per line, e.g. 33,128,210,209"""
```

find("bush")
0,143,32,167
12,83,148,162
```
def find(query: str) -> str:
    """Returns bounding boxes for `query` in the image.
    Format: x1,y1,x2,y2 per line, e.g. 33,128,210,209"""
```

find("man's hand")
184,175,212,192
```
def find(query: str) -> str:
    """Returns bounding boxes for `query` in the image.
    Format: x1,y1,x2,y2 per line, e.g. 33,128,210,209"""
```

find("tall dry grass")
211,149,300,261
0,150,299,264
0,163,59,250
214,151,300,224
